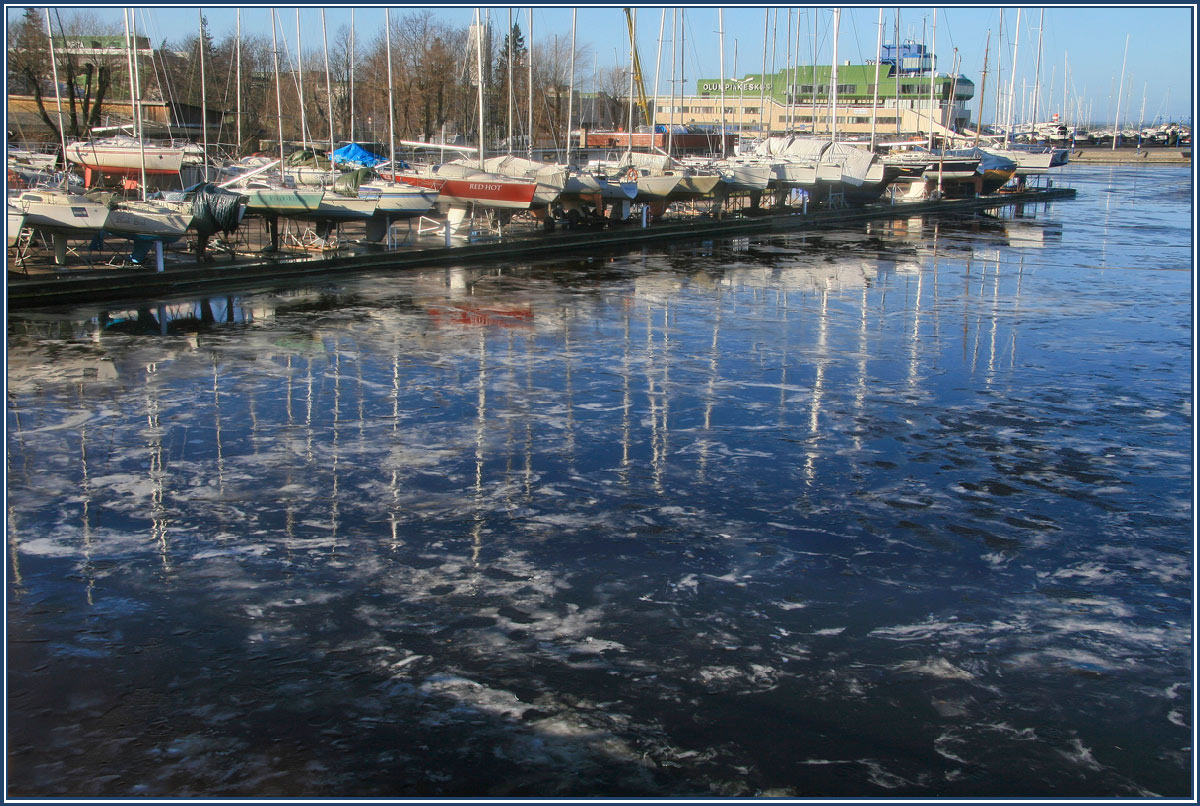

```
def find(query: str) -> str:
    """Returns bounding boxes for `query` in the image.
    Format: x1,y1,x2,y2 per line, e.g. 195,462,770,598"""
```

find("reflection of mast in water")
1011,253,1025,370
331,344,342,549
80,423,95,605
284,354,297,548
7,437,23,594
647,301,671,495
500,331,516,503
620,299,632,486
969,253,990,379
908,228,930,393
212,359,225,497
699,289,723,484
778,288,790,420
305,357,315,464
356,338,366,445
7,505,22,593
962,252,972,365
522,331,534,501
285,355,295,425
853,285,869,453
389,342,401,546
472,328,487,566
146,362,170,571
563,317,577,476
986,249,1002,386
804,286,830,484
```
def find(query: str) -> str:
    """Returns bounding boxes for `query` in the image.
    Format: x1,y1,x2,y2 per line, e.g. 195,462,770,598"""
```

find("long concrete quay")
7,186,1076,310
1066,147,1191,164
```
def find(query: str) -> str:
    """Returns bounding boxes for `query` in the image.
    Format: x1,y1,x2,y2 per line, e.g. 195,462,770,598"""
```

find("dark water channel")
6,165,1193,797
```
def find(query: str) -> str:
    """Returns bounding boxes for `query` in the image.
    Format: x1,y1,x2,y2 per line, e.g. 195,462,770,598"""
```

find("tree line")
7,8,634,157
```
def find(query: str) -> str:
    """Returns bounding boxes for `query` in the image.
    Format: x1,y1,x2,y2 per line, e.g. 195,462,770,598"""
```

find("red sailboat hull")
392,173,537,209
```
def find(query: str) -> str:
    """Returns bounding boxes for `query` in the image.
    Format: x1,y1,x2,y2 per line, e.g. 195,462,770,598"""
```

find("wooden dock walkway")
8,186,1077,310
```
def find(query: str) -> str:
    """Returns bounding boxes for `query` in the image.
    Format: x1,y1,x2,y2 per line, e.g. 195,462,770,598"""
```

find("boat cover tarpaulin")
331,143,386,167
333,168,375,197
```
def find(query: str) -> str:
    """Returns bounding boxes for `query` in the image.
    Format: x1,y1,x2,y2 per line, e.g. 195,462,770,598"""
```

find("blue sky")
12,5,1196,125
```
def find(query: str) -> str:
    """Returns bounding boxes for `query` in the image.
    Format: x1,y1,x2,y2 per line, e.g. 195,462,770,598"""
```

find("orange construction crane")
623,8,651,127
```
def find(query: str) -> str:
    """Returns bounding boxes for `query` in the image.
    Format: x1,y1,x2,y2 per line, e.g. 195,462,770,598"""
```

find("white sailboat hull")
359,184,439,219
104,200,193,240
65,142,188,175
717,163,772,192
8,206,26,247
13,191,111,235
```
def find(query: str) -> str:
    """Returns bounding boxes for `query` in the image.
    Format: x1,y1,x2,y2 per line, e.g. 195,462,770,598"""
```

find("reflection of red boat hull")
427,304,534,329
394,174,537,209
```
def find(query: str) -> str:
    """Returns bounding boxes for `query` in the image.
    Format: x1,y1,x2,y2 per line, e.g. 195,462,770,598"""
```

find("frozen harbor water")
6,165,1193,797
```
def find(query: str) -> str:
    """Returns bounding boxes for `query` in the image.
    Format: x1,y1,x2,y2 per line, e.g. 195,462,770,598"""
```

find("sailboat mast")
719,9,726,157
894,8,901,136
271,10,285,182
296,11,311,160
199,9,209,181
668,8,677,152
271,11,286,182
769,9,778,137
870,7,883,151
974,30,990,147
830,8,840,143
385,10,396,180
236,9,242,155
735,39,743,147
565,8,576,161
350,10,355,144
678,9,685,143
527,8,534,159
1065,51,1075,135
43,9,68,166
506,9,513,154
1005,8,1021,147
127,9,147,196
627,8,636,153
994,12,1003,135
322,9,335,157
1031,8,1044,132
651,9,665,140
475,8,486,169
946,50,961,141
1113,33,1129,150
122,9,137,134
927,8,937,150
759,9,768,137
783,10,791,132
810,10,817,133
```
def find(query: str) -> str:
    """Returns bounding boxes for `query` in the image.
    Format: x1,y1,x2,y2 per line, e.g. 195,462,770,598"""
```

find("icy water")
6,165,1193,798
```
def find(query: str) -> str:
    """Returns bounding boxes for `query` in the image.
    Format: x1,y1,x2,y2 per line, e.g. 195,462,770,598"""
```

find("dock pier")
8,186,1077,310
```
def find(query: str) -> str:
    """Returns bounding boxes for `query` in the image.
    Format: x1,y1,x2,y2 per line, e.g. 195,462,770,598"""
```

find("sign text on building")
700,82,766,93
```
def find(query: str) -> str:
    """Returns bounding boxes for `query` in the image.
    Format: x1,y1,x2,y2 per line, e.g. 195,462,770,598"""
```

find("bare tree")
7,9,124,144
531,33,592,149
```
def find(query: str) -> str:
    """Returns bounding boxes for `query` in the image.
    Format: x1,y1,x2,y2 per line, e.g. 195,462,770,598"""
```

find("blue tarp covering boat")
331,143,386,168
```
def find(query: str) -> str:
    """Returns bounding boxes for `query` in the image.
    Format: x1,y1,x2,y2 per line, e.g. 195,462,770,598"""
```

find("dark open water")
6,165,1194,798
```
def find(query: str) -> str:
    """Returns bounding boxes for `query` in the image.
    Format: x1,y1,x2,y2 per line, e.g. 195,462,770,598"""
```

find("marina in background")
5,6,1191,279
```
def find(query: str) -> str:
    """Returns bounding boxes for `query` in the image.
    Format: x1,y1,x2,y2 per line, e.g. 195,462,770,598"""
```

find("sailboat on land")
391,9,540,233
